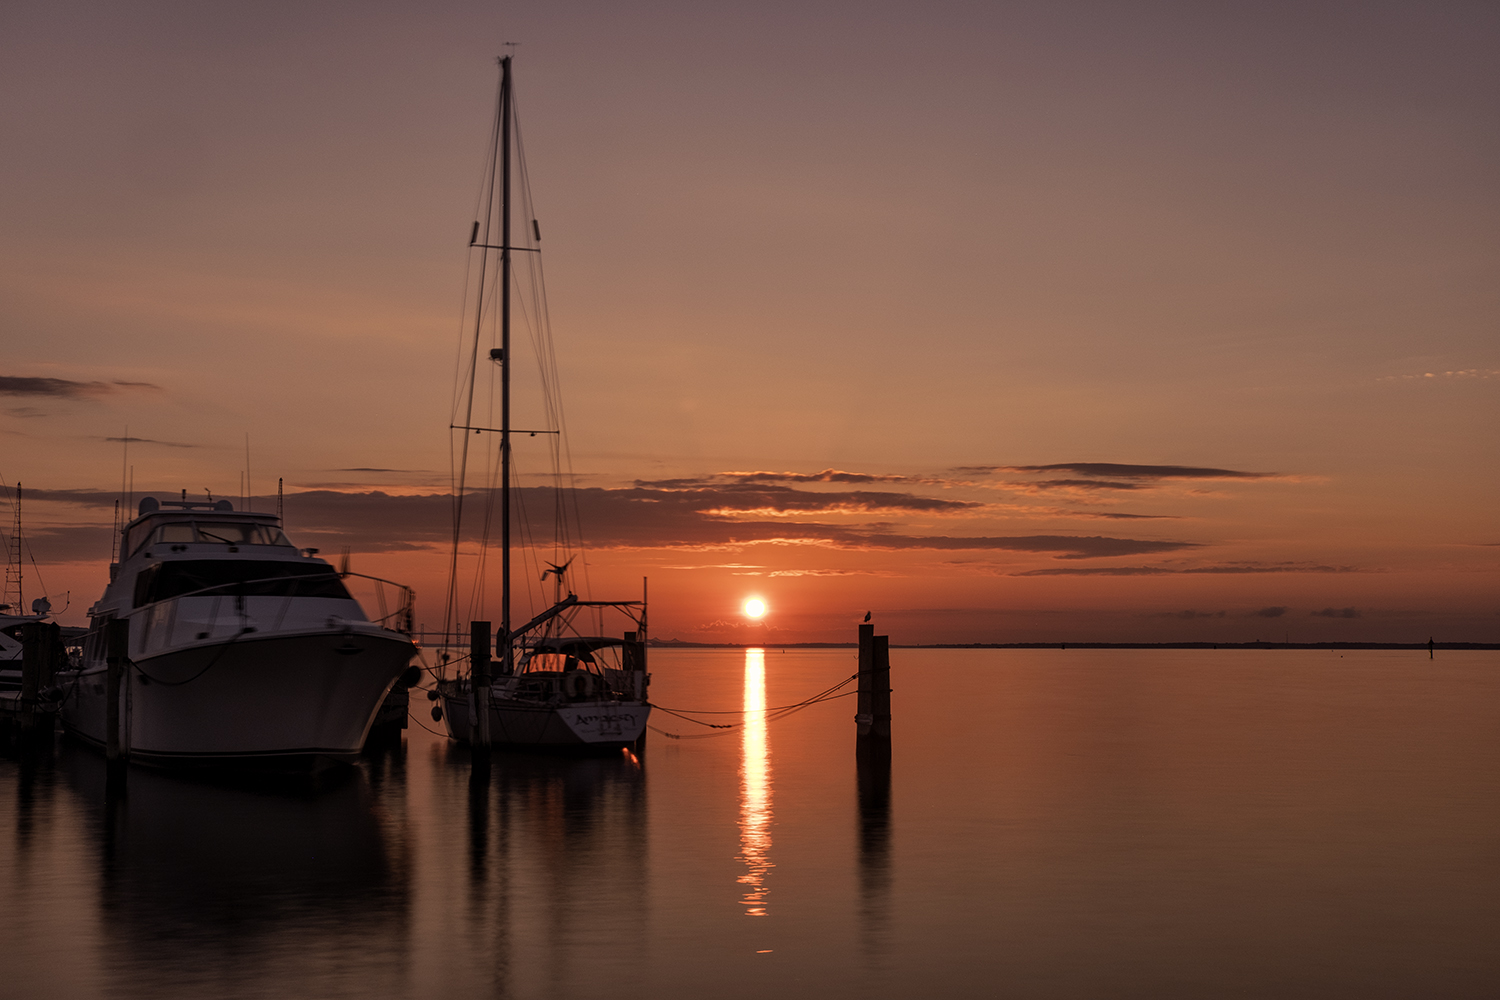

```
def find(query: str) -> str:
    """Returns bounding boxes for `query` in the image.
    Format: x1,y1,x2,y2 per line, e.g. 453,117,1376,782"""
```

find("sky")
2,0,1496,642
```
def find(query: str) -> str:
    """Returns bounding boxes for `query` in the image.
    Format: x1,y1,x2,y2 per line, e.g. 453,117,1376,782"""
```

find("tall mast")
499,54,513,675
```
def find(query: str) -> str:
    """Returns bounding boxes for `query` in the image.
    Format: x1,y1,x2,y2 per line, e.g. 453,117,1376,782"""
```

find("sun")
743,598,767,619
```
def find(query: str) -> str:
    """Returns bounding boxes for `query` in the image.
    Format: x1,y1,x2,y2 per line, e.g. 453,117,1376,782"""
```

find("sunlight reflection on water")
735,647,773,915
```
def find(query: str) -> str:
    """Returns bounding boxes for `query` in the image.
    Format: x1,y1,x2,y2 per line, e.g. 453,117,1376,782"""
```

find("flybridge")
138,497,236,514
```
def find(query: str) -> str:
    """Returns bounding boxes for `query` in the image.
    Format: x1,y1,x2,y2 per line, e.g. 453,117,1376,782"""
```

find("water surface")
2,648,1496,998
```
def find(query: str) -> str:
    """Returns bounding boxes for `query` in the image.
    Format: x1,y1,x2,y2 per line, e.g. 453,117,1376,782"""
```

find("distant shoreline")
648,640,1500,651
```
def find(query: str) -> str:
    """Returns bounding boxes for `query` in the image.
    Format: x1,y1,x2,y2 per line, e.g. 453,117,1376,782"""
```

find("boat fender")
431,705,443,722
563,671,595,700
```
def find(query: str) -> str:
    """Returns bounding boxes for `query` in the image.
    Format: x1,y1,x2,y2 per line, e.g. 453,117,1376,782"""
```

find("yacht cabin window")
125,519,291,556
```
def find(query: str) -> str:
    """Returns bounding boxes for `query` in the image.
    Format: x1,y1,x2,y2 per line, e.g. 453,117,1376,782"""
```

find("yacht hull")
59,629,415,769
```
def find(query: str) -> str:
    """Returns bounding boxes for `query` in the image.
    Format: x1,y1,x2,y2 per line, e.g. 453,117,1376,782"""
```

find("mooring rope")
647,673,859,740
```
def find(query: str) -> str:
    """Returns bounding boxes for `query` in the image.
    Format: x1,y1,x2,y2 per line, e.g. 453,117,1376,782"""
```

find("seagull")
863,611,871,623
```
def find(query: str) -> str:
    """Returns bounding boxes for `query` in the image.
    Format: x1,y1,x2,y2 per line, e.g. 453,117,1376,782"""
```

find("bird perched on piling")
863,611,871,623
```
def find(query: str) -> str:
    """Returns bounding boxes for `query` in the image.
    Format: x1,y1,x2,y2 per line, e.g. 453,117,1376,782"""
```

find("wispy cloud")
1252,606,1289,617
764,568,901,577
719,468,929,485
965,463,1276,481
103,436,198,449
1378,369,1500,382
1013,562,1355,577
0,376,160,398
1311,606,1361,618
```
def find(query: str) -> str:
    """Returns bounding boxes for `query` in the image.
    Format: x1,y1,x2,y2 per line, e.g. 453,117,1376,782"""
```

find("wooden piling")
470,620,491,766
624,630,647,755
19,622,43,737
857,622,892,765
869,634,891,740
856,623,874,737
105,618,130,780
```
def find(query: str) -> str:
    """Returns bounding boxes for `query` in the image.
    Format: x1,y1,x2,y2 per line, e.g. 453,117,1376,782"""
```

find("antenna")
245,432,253,512
278,477,284,524
120,426,129,517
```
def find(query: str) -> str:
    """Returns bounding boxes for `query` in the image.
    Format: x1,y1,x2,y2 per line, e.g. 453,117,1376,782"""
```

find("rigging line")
447,64,507,644
411,711,456,741
513,101,593,602
512,103,583,578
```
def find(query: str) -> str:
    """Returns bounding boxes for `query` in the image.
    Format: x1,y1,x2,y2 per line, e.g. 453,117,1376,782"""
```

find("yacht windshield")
126,520,291,556
191,522,290,546
133,560,351,607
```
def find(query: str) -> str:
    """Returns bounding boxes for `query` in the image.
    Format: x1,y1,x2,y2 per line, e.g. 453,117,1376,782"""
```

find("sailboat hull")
59,629,415,769
440,683,648,750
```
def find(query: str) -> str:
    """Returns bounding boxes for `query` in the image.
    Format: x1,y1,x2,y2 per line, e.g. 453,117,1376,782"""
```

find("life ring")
563,671,596,700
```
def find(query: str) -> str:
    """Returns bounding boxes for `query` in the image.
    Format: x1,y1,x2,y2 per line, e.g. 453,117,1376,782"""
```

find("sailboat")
435,56,650,752
0,481,67,701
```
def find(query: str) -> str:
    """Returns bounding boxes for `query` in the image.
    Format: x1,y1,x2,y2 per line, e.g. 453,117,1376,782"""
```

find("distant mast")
3,482,21,611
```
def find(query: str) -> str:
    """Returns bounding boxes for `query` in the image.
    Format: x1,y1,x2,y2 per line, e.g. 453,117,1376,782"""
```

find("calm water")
2,648,1497,999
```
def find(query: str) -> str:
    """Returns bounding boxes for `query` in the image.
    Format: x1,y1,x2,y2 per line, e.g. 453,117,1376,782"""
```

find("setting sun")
743,598,767,619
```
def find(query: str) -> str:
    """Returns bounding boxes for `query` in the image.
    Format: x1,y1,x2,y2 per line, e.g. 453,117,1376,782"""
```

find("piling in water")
624,630,647,756
856,621,892,778
470,620,491,769
105,618,129,787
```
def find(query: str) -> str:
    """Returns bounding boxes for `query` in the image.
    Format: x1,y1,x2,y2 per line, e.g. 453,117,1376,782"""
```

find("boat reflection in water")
737,648,773,916
447,743,648,995
63,746,409,993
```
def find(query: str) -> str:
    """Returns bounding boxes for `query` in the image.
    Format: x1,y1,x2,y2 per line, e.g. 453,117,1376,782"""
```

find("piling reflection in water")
736,647,773,916
856,733,892,954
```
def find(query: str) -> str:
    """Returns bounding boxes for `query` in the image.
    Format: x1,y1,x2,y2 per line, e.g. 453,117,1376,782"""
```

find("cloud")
686,484,984,516
17,483,1205,564
976,463,1276,481
694,618,785,633
1378,369,1500,382
1311,607,1361,618
104,436,199,449
0,376,160,398
719,468,926,485
1063,510,1179,520
274,487,1200,560
1013,563,1355,577
1150,609,1227,619
995,479,1148,493
765,568,901,577
1252,606,1289,618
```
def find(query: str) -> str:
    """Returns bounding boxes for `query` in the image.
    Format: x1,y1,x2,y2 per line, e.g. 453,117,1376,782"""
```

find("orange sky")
2,1,1496,641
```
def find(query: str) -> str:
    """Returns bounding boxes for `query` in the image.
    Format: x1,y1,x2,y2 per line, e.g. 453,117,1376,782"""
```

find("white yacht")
57,497,416,769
